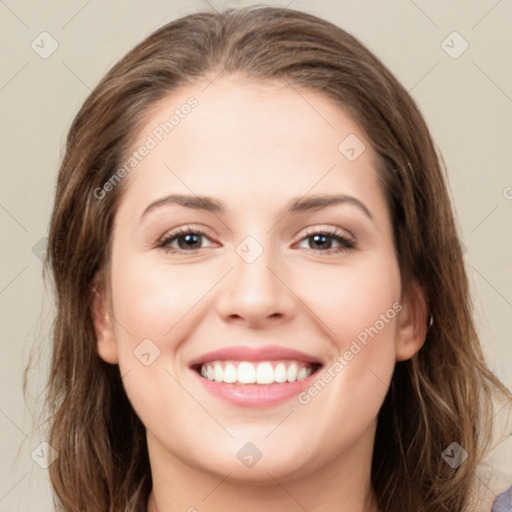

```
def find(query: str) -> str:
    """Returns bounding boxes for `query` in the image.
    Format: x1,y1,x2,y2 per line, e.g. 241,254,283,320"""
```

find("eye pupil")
179,233,201,249
311,234,331,249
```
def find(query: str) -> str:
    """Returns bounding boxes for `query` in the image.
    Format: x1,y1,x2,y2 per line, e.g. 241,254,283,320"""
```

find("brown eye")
157,227,218,253
297,229,355,254
174,233,203,250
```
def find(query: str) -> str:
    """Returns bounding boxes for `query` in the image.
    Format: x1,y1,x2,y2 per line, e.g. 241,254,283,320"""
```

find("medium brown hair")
31,6,510,511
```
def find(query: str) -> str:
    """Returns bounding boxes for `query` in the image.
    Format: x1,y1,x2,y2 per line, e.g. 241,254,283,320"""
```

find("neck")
146,423,379,512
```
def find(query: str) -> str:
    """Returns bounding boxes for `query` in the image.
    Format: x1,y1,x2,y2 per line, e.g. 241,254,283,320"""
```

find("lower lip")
191,368,319,407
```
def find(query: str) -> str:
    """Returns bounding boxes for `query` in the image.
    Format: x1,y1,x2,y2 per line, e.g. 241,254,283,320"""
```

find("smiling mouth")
192,360,322,385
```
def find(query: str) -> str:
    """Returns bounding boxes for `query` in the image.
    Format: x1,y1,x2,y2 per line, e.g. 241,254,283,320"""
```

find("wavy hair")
27,6,511,511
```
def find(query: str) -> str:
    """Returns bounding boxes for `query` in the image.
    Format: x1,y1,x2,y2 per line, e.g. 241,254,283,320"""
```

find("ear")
395,279,429,362
91,274,119,364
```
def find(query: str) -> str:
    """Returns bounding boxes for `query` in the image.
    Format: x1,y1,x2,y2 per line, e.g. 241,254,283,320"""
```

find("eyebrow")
140,193,373,222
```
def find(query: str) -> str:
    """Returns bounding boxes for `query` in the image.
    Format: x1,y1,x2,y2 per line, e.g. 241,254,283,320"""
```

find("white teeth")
213,363,223,383
286,362,297,383
238,362,256,383
199,360,315,385
256,362,274,384
223,363,237,383
274,363,287,383
297,367,308,381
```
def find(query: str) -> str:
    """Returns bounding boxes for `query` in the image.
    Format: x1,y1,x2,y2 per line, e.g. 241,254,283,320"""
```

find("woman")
39,6,511,511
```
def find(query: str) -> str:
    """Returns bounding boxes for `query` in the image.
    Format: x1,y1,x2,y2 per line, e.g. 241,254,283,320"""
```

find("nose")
215,239,296,328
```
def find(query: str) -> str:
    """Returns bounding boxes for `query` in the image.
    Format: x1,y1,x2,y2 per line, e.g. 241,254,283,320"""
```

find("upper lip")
188,345,323,367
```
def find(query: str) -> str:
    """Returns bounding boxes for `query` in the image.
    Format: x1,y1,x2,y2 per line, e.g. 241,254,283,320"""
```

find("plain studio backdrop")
1,0,511,510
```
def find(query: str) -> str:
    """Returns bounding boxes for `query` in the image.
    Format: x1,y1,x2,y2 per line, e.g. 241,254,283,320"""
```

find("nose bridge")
217,233,294,324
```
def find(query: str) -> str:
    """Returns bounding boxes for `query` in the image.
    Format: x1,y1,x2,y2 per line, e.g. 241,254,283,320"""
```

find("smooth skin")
93,73,428,512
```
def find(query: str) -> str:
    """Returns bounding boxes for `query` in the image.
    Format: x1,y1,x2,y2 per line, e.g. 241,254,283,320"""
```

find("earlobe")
395,280,429,362
91,276,119,364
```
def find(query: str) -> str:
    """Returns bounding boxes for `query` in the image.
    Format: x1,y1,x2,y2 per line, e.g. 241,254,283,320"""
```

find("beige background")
1,0,511,510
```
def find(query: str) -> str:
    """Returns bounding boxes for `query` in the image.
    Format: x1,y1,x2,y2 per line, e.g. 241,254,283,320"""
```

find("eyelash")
156,225,356,255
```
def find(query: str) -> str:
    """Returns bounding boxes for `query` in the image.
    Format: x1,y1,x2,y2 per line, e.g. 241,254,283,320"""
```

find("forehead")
117,74,386,219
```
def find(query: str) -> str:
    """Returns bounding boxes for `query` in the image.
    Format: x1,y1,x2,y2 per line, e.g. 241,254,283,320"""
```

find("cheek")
110,253,219,343
291,253,401,342
107,254,209,442
293,253,400,403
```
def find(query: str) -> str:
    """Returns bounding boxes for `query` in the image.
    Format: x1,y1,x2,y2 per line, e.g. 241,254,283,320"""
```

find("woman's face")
95,74,425,485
